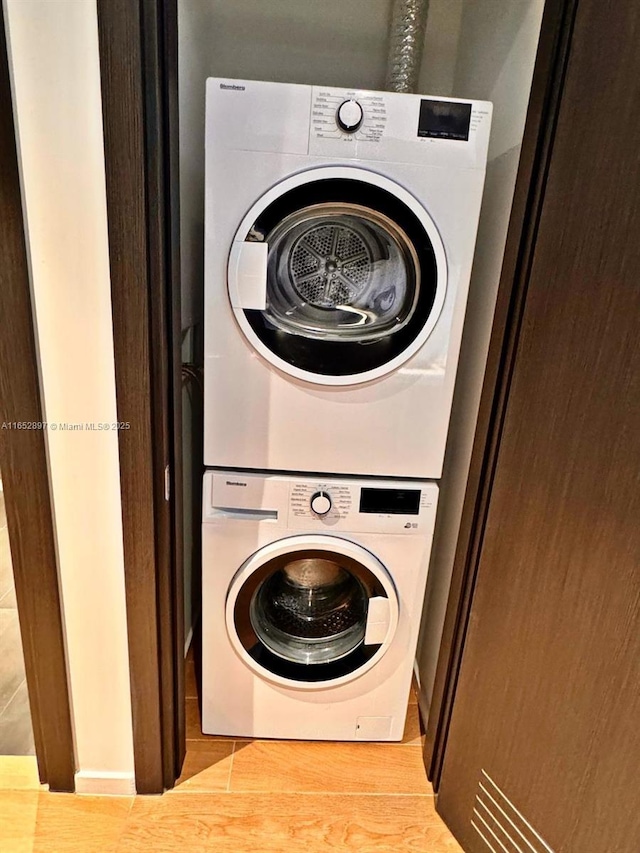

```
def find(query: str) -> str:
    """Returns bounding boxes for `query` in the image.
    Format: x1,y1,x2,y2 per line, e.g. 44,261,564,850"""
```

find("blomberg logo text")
226,480,247,486
220,83,245,91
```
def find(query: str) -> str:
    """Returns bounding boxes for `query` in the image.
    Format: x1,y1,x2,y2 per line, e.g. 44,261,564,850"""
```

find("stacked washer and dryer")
202,79,491,740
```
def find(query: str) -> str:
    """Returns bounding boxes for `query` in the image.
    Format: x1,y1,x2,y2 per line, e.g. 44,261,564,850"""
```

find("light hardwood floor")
0,651,463,852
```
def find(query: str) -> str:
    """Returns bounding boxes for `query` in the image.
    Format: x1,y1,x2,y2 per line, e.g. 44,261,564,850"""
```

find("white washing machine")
204,78,492,479
202,469,438,740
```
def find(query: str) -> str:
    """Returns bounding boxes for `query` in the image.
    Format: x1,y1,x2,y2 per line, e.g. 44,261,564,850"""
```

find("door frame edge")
96,0,184,794
0,2,75,793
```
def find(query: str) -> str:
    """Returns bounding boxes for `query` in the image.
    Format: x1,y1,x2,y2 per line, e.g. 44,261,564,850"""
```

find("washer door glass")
229,544,396,685
230,174,445,382
251,556,369,664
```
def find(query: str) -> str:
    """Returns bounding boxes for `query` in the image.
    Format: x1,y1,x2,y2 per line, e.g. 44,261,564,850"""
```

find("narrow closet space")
175,4,545,839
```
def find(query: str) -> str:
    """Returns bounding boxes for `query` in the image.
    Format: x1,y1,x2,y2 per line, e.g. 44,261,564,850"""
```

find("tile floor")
0,628,463,852
0,490,35,755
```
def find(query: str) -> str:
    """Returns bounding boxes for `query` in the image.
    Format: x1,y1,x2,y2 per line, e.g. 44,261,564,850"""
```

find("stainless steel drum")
263,203,421,341
249,556,369,665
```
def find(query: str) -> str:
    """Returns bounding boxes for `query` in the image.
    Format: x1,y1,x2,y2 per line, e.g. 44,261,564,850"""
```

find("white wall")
415,0,546,714
418,0,463,97
415,146,521,707
454,0,546,159
5,0,135,795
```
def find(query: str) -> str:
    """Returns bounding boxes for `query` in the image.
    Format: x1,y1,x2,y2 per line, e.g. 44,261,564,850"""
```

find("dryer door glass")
230,546,393,683
232,176,443,381
264,204,419,343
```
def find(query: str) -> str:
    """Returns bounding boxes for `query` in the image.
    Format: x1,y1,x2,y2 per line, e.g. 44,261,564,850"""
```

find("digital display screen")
418,100,472,141
359,488,421,515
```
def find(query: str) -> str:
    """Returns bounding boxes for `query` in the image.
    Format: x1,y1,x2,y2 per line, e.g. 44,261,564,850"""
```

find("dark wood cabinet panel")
424,0,576,785
437,0,640,850
0,3,74,791
97,0,184,793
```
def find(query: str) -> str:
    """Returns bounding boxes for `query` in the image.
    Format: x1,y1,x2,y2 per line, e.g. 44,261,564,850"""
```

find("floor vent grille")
471,769,555,853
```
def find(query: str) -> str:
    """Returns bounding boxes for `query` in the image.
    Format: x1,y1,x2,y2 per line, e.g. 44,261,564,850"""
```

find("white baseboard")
74,770,136,796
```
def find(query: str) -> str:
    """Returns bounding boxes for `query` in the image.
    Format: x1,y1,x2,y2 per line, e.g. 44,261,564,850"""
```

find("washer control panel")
291,481,353,521
205,471,438,535
310,490,332,515
288,477,437,534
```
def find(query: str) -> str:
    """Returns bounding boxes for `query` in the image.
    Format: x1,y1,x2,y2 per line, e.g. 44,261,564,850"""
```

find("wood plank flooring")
0,649,463,851
120,793,461,853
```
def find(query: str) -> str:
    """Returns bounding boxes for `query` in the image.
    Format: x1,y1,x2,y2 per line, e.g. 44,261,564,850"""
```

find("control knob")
310,491,332,516
336,99,364,134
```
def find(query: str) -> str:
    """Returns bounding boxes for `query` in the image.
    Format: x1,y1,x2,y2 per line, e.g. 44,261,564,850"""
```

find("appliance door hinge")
164,464,170,501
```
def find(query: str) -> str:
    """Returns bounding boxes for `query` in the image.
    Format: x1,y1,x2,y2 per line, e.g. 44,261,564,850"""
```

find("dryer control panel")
311,89,388,144
207,78,492,170
308,84,491,169
205,470,438,536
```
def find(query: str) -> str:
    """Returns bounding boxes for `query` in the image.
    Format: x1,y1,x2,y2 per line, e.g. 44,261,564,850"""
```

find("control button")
310,491,332,516
336,100,364,133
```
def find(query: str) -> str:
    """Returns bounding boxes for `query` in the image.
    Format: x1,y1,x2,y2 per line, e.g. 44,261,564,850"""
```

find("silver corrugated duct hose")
385,0,430,93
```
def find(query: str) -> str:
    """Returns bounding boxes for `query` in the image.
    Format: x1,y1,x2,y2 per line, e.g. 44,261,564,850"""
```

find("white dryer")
204,78,492,478
201,470,438,741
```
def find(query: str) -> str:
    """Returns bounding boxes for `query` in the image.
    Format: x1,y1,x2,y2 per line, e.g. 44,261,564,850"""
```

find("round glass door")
226,536,399,688
229,167,447,386
251,556,369,664
265,203,419,343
